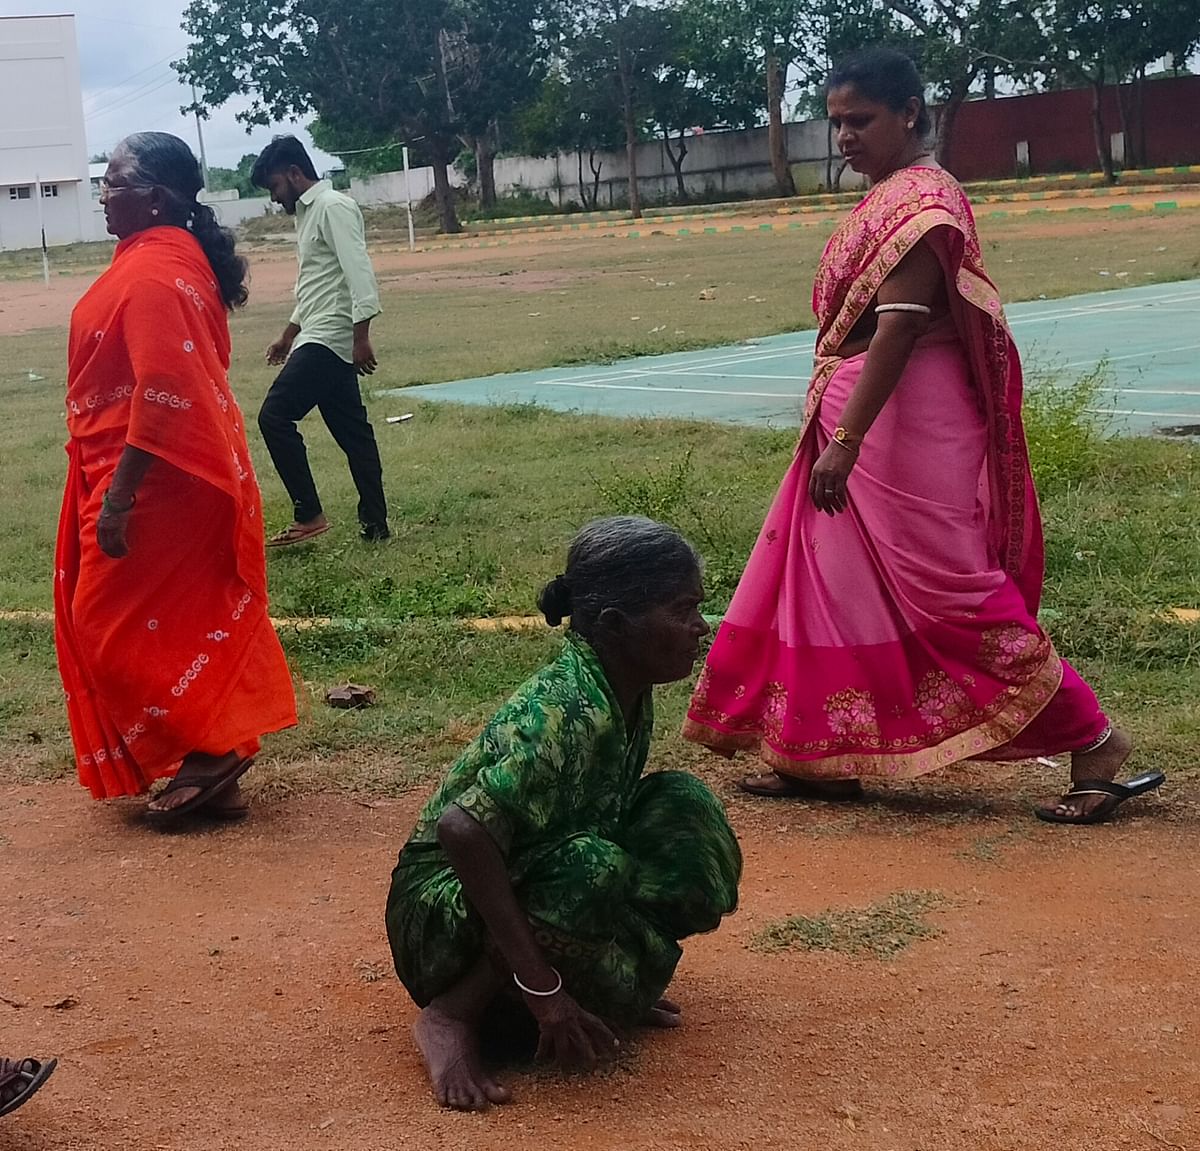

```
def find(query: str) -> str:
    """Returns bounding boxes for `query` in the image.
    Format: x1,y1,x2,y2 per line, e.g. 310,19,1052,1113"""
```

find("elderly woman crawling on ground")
385,516,742,1111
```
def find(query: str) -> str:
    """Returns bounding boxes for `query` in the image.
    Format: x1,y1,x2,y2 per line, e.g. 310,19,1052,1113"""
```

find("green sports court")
390,278,1200,436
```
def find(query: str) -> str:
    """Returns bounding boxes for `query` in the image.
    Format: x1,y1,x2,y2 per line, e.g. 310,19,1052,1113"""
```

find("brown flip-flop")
145,757,254,827
267,522,331,547
738,772,864,801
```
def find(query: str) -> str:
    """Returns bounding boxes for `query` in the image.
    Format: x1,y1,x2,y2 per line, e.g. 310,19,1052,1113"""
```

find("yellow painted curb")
0,609,549,632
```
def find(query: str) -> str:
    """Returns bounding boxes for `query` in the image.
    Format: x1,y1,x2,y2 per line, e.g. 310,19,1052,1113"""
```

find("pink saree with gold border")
682,167,1106,780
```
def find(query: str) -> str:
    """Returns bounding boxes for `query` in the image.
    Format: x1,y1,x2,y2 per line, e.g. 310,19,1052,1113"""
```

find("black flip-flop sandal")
0,1057,57,1118
145,757,254,827
1035,771,1166,825
738,773,864,801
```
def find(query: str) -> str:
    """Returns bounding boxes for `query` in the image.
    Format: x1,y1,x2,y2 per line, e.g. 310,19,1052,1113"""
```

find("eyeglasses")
99,178,155,193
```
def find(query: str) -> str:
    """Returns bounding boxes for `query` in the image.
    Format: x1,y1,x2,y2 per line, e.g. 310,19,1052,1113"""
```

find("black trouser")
258,343,388,530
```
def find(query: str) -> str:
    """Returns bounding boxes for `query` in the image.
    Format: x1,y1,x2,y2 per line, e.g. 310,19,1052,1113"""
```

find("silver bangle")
513,967,563,997
1077,725,1113,754
875,302,932,315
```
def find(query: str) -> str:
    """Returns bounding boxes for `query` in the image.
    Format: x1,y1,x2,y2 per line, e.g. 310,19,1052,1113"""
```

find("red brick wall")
944,75,1200,180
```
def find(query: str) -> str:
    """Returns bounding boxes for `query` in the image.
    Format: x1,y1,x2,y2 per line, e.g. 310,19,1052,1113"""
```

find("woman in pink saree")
682,48,1162,825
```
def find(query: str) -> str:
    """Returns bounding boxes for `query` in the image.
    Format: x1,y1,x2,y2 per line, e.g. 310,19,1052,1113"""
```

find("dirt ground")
2,770,1196,1151
3,189,1198,338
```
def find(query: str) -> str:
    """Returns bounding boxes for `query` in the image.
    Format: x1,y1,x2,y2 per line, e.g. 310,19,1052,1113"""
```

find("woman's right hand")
525,988,619,1070
97,506,131,559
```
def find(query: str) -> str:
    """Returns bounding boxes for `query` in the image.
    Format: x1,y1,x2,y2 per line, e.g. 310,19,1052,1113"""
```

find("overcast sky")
13,1,340,172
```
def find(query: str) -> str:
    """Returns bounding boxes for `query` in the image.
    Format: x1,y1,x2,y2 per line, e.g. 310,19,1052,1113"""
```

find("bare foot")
1039,727,1135,821
739,773,863,801
414,1004,511,1112
644,996,683,1029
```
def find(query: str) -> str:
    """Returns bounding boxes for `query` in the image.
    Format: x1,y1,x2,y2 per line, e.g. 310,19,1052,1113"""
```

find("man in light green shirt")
252,136,389,545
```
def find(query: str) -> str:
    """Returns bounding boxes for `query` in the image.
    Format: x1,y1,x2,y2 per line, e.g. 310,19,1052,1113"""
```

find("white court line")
1062,341,1200,369
532,381,797,399
1101,387,1200,396
1010,289,1200,326
1093,409,1200,420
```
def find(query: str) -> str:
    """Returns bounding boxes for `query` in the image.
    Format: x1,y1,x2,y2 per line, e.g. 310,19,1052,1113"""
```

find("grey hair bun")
538,575,573,627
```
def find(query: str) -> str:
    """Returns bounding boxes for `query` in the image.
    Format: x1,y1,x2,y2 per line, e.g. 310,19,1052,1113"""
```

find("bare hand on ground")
526,989,619,1070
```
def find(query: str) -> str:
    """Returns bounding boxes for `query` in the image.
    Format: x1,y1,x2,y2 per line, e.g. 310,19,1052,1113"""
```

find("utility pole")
191,83,210,191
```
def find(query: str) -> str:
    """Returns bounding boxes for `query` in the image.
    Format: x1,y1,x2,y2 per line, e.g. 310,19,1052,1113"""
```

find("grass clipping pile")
751,891,947,959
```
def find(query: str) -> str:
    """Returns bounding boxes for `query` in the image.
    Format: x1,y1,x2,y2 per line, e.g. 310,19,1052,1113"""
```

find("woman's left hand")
97,507,131,558
809,442,858,516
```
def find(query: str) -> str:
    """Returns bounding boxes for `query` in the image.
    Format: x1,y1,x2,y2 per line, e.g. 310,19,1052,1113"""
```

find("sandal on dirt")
145,757,254,827
738,772,864,801
267,522,331,548
1035,771,1166,825
0,1057,57,1118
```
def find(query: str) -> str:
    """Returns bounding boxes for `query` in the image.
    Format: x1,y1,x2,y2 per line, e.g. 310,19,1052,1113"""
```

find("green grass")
1,216,1198,795
751,891,947,959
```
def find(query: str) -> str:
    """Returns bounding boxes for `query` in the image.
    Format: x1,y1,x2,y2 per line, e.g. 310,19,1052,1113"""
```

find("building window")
8,186,32,201
41,184,59,198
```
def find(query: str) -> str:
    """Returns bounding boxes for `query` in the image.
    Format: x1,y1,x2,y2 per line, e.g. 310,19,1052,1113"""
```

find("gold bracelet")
831,427,861,452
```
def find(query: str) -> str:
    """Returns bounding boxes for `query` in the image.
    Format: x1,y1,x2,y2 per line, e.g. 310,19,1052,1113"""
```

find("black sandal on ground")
0,1057,57,1118
1035,771,1166,825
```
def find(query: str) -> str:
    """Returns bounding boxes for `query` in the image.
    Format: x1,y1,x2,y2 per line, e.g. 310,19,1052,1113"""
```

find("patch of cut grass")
751,891,947,959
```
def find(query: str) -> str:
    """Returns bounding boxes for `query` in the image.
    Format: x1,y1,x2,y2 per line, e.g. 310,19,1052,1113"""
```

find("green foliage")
177,0,561,233
206,152,268,198
1022,360,1110,493
751,891,946,958
458,188,563,221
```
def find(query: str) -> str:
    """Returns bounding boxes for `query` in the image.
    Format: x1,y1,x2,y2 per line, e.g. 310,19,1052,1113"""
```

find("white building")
0,14,92,251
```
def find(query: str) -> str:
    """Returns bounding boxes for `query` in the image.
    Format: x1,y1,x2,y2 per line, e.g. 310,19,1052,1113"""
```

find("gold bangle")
832,427,861,452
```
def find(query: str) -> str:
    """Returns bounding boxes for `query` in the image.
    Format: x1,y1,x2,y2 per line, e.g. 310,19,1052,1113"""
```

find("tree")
634,5,759,201
176,0,559,233
1045,0,1200,178
453,0,559,207
690,0,905,197
567,0,650,217
880,0,1047,171
207,153,269,197
514,55,625,208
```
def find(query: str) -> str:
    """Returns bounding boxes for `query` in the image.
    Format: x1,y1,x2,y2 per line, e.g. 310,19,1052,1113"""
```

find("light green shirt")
289,181,381,363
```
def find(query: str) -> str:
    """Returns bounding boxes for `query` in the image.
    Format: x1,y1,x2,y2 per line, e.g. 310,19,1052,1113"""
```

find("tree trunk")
934,84,969,172
1135,66,1147,170
766,50,795,197
1091,74,1115,184
663,131,688,201
825,118,835,191
475,133,497,209
429,135,462,233
1115,80,1134,170
616,35,641,217
577,148,588,209
589,151,604,211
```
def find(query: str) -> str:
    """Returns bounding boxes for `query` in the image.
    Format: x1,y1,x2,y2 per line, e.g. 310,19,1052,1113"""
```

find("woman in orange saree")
55,133,297,825
682,50,1162,825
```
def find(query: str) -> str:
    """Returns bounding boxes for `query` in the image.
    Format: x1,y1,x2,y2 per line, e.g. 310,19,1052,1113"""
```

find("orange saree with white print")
55,227,296,799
